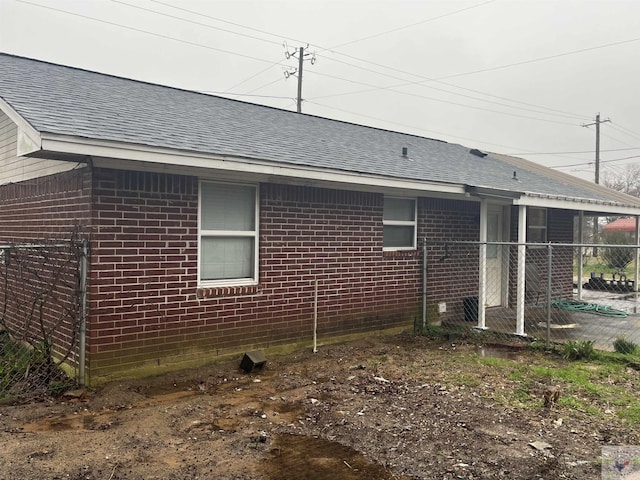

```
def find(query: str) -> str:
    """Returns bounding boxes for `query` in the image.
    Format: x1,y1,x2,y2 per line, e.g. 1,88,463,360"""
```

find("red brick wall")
89,171,429,376
420,198,481,319
0,168,92,366
508,207,575,305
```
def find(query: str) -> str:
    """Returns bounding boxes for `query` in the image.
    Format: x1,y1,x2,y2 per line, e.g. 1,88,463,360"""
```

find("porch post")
577,211,584,300
478,199,488,329
516,205,527,336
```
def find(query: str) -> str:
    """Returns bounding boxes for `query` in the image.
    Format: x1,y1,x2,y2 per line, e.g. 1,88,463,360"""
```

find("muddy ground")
0,332,638,480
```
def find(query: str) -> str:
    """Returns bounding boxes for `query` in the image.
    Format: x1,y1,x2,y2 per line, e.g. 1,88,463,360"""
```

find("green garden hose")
551,299,628,318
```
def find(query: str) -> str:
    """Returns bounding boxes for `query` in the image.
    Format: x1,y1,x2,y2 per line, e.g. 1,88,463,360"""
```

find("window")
199,182,258,285
383,197,416,250
527,207,547,242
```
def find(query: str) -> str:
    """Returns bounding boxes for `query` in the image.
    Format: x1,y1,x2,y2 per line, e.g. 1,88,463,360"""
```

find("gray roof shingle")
1,53,638,207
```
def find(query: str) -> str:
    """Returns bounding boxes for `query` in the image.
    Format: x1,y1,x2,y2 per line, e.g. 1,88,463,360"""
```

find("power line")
145,0,591,121
506,147,640,155
434,36,640,81
322,0,497,51
113,0,593,122
197,91,290,99
304,99,599,162
553,155,640,169
17,0,277,67
308,70,579,126
150,0,306,45
310,55,586,121
112,0,282,46
609,123,640,142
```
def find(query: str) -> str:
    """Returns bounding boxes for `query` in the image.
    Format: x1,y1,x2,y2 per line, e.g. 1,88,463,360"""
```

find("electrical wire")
553,155,640,169
435,36,640,81
16,0,277,67
609,123,640,143
507,147,640,155
309,55,585,121
304,99,572,155
321,0,497,51
308,70,579,126
147,0,591,121
112,0,283,46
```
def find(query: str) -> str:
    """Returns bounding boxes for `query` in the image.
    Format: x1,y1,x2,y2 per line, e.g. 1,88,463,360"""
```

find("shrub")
562,340,595,360
601,231,634,271
613,337,638,355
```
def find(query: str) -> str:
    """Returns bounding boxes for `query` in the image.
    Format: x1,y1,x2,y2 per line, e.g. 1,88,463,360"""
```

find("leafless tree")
602,164,640,198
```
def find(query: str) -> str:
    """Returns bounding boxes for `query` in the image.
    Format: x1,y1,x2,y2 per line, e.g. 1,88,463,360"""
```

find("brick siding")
88,171,426,377
0,168,91,366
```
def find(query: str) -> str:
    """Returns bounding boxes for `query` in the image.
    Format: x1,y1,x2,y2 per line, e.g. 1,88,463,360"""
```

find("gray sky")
2,0,640,182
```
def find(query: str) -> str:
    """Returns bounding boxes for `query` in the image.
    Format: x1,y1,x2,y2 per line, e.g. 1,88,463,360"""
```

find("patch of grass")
557,396,601,416
562,340,596,360
613,337,638,355
618,403,640,424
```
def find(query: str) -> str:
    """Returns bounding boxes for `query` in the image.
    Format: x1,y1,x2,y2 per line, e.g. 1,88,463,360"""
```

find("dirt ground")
0,332,638,480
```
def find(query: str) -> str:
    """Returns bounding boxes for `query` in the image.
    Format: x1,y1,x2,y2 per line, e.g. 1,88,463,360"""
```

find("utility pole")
284,44,316,113
296,46,303,113
582,113,611,185
582,114,611,255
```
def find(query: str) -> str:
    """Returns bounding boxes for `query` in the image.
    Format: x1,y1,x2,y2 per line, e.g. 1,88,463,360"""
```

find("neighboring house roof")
603,217,638,232
1,52,640,214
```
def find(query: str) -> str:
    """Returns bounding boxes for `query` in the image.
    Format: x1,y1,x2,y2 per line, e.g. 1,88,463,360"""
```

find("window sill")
383,249,419,258
197,285,260,298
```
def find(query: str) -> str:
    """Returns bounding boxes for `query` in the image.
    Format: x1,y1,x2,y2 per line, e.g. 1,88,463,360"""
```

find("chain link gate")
421,240,640,351
0,240,87,400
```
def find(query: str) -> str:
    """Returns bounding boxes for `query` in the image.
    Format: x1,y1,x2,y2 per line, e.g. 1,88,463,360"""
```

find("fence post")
422,238,427,330
546,243,553,348
79,239,88,386
577,211,584,300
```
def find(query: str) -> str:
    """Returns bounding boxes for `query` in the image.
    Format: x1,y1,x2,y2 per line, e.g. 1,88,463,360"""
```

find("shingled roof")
1,52,639,211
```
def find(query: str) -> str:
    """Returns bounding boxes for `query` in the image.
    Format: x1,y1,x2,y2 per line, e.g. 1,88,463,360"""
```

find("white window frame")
527,207,547,243
198,181,259,287
383,196,417,251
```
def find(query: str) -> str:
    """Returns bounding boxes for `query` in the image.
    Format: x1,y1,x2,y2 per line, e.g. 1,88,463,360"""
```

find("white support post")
477,199,488,329
516,205,527,336
577,211,584,300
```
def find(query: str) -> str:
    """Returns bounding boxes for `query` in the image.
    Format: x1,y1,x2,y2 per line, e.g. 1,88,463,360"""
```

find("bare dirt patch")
0,333,638,479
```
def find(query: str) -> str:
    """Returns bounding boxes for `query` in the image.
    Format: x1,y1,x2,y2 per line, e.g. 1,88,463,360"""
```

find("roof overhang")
18,132,640,217
33,133,469,197
464,185,523,200
514,193,640,216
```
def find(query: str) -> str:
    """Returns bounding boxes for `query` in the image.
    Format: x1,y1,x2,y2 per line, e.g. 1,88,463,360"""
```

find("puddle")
476,344,524,360
262,434,400,480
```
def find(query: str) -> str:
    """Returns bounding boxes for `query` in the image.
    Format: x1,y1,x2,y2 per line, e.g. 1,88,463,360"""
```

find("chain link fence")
422,241,640,352
0,241,86,400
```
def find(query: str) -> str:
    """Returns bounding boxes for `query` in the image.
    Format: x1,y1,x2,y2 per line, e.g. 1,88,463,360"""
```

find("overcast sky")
1,0,639,182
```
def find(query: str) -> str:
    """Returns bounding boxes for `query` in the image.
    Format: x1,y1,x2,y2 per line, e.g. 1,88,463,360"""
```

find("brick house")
1,53,640,383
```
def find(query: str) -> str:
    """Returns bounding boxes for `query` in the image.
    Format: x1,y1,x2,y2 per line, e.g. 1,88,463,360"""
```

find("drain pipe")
422,238,428,330
313,278,318,353
78,239,88,386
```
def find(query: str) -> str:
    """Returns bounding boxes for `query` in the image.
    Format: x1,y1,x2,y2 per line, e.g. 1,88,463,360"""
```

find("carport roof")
1,52,640,213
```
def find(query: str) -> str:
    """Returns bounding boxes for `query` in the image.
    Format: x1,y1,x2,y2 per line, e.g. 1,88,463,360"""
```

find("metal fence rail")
422,241,640,351
0,241,86,399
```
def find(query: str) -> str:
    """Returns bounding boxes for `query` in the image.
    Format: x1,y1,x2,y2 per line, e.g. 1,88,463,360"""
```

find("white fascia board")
39,134,467,196
0,98,42,155
515,194,640,216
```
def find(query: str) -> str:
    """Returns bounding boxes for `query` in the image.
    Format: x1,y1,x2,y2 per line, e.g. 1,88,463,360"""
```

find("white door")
486,206,504,307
